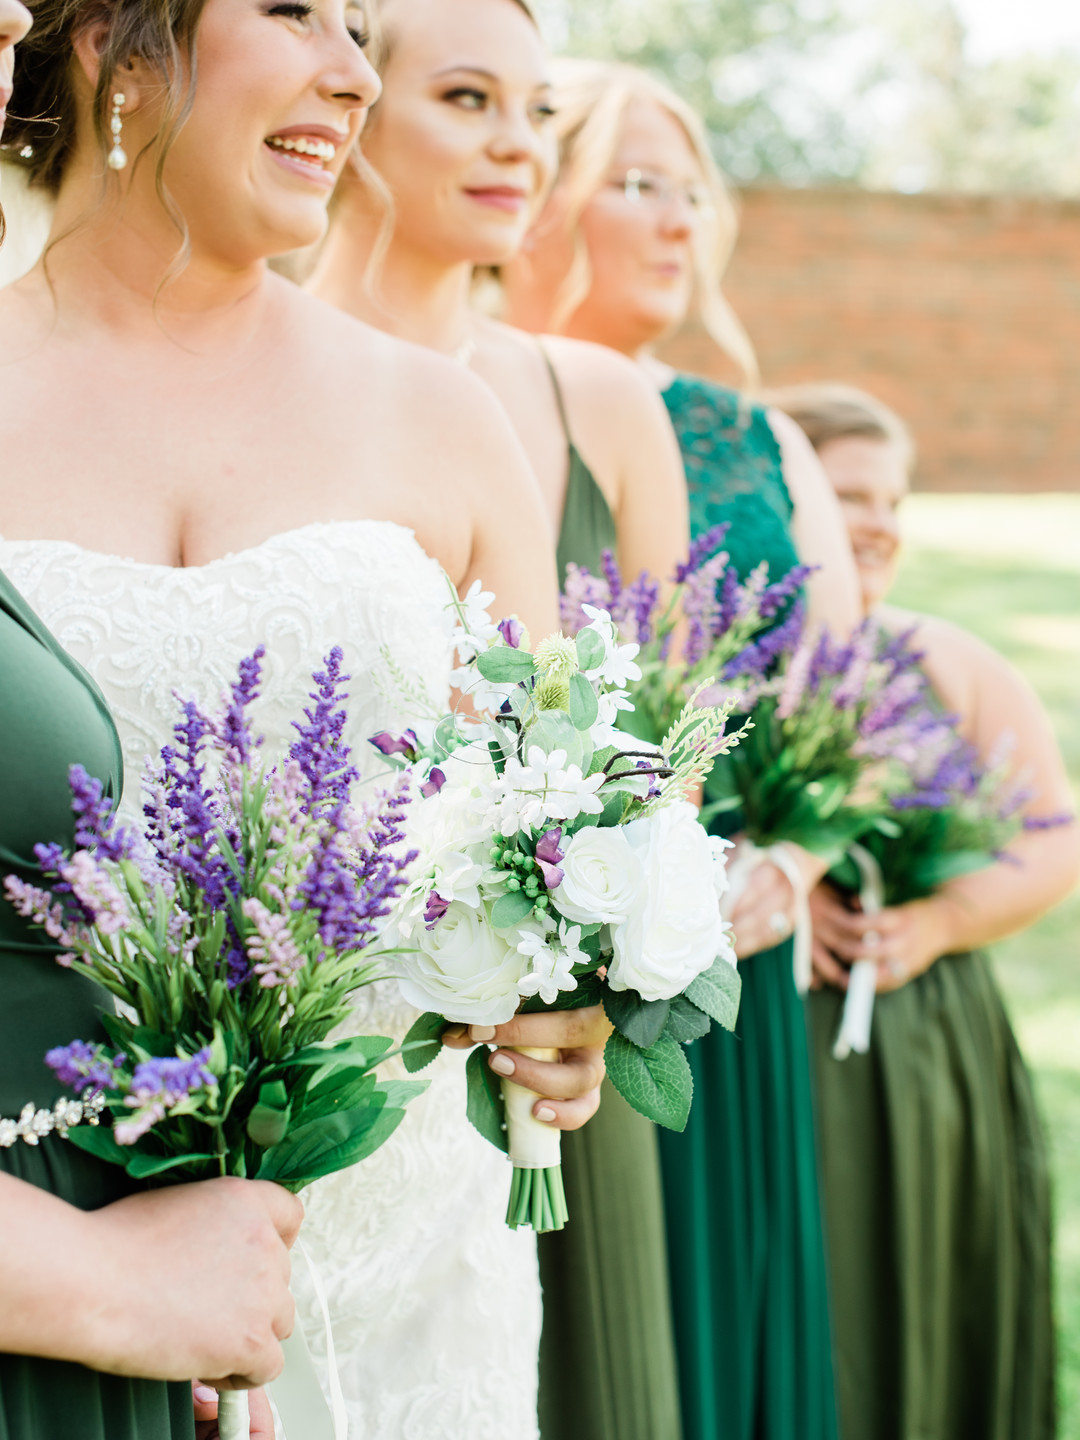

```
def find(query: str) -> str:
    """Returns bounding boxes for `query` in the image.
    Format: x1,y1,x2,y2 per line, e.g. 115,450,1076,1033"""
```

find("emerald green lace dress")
657,375,839,1440
0,571,194,1440
539,352,683,1440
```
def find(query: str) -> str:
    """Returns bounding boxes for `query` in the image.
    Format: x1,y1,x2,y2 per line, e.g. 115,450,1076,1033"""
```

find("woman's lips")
464,187,529,214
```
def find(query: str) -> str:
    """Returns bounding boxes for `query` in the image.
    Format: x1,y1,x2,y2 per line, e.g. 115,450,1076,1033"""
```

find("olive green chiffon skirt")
538,1081,682,1439
809,952,1055,1440
659,940,839,1440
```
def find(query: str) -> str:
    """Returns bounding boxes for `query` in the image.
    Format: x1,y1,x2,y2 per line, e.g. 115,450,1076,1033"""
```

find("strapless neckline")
0,518,427,575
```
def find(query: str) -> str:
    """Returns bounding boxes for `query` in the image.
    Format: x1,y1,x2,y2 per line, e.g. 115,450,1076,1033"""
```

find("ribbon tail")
767,844,812,994
268,1239,349,1440
833,843,885,1059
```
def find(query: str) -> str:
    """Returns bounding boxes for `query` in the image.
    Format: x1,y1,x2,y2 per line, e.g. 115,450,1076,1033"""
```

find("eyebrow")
431,64,552,88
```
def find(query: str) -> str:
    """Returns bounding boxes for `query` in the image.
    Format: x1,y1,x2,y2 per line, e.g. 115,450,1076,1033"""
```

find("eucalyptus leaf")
685,958,742,1032
604,1031,693,1131
663,993,713,1043
465,1046,509,1153
602,987,671,1049
401,1012,448,1073
575,628,605,671
475,648,537,683
568,672,599,732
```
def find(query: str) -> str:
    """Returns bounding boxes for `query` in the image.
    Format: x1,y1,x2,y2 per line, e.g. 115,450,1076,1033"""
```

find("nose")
657,194,694,241
320,30,382,115
489,103,548,173
0,0,32,48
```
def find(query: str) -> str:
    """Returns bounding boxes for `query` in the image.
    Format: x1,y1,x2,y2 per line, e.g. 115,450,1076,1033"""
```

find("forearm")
932,827,1080,955
0,1172,109,1363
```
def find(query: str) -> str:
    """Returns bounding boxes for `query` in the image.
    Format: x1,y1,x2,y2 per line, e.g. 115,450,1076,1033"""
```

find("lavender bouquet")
5,648,423,1439
373,582,743,1233
560,524,811,748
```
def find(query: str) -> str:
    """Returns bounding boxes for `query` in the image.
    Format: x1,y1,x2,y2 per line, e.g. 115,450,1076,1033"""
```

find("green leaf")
295,1069,377,1124
685,958,742,1033
491,889,535,929
65,1125,129,1167
401,1012,447,1072
465,1046,509,1153
568,672,599,732
604,1031,693,1131
126,1151,216,1179
575,628,605,671
255,1101,386,1184
273,1035,395,1072
663,993,712,1043
433,713,462,760
602,987,671,1049
99,1013,135,1050
246,1080,292,1147
475,647,537,683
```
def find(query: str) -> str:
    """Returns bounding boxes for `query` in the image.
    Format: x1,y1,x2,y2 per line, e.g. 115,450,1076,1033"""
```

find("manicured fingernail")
442,1024,466,1040
489,1052,515,1076
470,1025,496,1042
194,1386,217,1403
536,1106,557,1123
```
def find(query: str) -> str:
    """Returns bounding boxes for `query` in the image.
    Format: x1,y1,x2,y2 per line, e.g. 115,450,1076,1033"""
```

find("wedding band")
863,929,881,948
769,910,790,938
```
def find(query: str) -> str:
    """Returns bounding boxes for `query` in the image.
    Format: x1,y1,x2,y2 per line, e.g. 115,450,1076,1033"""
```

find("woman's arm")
766,408,862,635
815,613,1080,987
0,1172,301,1386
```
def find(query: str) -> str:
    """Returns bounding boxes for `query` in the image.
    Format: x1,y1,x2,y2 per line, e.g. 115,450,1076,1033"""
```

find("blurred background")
534,0,1080,1422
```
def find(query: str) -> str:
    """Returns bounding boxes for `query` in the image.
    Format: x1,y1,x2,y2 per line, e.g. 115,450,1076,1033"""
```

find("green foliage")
569,671,600,731
465,1047,509,1153
603,986,672,1049
475,647,537,683
605,1030,694,1130
401,1012,448,1073
665,992,714,1042
685,956,742,1031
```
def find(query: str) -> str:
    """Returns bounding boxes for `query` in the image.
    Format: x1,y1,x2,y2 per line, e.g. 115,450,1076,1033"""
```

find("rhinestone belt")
0,1091,107,1149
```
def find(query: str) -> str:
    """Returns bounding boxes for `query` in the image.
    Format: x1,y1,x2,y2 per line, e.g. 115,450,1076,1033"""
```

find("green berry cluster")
489,842,551,911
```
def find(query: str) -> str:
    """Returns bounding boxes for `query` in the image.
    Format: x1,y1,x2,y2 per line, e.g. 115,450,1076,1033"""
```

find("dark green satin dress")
539,352,683,1440
657,375,839,1440
0,572,194,1440
809,945,1054,1433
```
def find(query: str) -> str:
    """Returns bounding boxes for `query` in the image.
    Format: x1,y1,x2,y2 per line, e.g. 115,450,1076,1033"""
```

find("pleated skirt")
537,1080,683,1440
808,952,1055,1440
658,940,839,1440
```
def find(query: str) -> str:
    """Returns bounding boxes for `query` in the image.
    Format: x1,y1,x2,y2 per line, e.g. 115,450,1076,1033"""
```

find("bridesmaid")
771,382,1078,1440
0,6,298,1437
504,60,862,1440
308,5,690,1438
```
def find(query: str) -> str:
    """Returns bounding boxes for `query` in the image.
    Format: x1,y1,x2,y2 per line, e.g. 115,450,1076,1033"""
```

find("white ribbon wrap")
832,843,884,1060
719,839,812,994
501,1047,563,1168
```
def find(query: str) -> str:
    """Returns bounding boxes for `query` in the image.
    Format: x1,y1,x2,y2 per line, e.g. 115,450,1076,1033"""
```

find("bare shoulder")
876,604,1029,721
538,333,662,414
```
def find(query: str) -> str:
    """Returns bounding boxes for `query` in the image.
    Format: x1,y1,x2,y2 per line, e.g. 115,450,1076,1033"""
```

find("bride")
0,1,606,1435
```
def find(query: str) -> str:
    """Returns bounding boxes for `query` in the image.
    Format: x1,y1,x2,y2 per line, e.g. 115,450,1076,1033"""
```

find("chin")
255,200,332,259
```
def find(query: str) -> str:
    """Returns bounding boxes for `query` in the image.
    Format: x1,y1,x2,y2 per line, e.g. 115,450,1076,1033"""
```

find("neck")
33,162,271,342
308,177,474,355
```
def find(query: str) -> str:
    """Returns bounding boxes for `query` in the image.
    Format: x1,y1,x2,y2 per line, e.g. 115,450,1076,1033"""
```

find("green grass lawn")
891,494,1080,1426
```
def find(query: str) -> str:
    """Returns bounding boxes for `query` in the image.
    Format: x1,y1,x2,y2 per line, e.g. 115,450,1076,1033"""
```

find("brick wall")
660,187,1080,493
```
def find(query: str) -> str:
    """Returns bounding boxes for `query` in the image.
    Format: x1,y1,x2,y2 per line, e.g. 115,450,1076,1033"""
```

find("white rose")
396,899,527,1026
553,826,643,926
610,801,736,1000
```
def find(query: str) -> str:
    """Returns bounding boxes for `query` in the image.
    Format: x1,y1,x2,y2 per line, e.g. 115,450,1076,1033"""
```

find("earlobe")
70,19,144,116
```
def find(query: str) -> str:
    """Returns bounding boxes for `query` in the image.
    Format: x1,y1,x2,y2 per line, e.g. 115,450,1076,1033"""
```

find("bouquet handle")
501,1047,568,1233
832,843,884,1060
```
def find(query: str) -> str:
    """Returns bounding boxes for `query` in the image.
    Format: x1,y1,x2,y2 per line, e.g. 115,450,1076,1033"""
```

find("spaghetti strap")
537,342,574,442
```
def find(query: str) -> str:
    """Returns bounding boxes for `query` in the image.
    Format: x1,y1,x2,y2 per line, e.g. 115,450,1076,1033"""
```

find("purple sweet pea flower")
534,827,565,889
421,768,446,798
424,891,450,929
498,617,525,649
370,729,419,761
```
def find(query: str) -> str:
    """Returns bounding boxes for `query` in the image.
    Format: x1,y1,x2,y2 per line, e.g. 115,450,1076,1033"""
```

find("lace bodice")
0,520,542,1440
663,374,800,587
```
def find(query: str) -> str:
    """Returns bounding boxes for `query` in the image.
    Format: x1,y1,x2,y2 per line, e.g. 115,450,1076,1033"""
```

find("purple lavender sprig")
45,1040,125,1095
291,647,360,813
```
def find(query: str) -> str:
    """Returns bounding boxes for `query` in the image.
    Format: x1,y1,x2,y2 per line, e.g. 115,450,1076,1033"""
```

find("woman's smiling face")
817,434,909,612
360,0,556,268
128,0,381,263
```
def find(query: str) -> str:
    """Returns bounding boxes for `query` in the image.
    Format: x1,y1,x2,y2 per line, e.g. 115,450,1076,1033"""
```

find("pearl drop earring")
108,92,127,171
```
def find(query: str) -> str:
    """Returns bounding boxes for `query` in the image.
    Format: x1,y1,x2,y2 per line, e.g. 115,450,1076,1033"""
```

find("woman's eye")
348,27,370,46
267,2,315,21
442,87,488,110
531,103,557,124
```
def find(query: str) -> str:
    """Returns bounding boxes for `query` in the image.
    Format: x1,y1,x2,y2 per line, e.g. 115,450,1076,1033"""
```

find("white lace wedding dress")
0,520,542,1440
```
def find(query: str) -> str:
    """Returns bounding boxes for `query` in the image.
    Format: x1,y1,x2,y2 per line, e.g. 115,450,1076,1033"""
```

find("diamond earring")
108,92,127,171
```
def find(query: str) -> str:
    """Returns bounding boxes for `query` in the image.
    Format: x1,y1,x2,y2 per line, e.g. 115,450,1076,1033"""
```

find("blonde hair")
540,57,757,386
763,382,916,473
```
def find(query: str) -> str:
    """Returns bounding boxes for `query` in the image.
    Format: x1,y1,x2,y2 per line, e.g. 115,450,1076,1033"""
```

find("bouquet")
560,524,811,746
373,581,744,1233
5,648,424,1439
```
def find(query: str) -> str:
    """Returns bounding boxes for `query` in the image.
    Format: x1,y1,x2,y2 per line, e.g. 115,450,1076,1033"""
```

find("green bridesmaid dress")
657,375,839,1440
538,351,684,1440
809,912,1054,1431
0,571,194,1440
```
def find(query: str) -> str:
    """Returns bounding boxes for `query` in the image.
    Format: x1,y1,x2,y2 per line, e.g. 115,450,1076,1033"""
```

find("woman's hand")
443,1006,611,1129
727,842,826,959
809,882,960,993
193,1382,275,1439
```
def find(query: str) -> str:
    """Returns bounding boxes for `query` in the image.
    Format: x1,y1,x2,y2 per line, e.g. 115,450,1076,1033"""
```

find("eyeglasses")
606,168,712,212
